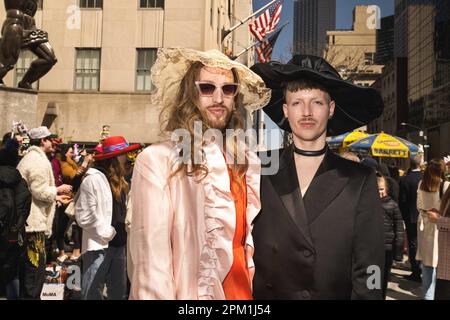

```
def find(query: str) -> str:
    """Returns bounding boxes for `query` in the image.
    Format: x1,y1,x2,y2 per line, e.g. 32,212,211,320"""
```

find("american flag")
249,0,284,42
256,26,283,63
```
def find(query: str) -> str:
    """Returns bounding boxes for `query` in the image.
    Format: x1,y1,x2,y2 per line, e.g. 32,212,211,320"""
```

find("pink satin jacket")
129,140,261,300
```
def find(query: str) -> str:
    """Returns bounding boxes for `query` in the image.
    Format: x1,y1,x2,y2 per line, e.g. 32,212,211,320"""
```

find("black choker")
293,144,327,157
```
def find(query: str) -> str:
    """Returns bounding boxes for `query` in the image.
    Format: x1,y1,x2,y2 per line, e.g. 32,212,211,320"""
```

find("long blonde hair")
160,61,249,183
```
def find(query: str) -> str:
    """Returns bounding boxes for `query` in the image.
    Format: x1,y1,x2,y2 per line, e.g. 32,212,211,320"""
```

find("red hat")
94,136,141,161
94,143,103,153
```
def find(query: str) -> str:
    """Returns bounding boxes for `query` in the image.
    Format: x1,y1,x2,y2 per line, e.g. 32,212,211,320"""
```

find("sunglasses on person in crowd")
194,81,240,98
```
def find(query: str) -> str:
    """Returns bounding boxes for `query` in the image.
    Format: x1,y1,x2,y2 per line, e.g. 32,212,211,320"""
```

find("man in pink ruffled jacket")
128,48,271,300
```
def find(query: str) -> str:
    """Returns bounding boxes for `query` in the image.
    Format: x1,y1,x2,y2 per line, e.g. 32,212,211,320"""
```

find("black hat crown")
290,55,341,80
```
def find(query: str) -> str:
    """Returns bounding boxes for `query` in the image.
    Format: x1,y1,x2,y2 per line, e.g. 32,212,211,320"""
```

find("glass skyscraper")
293,0,336,56
407,0,450,158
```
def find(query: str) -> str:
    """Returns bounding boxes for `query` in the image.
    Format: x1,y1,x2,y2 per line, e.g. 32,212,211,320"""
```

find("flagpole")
232,21,289,61
231,41,260,61
221,0,278,44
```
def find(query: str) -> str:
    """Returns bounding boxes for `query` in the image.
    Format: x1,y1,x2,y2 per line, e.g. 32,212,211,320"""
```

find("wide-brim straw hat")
150,48,271,113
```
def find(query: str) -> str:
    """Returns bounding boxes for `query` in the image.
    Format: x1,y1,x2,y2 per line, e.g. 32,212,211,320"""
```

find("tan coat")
416,181,450,267
59,156,79,182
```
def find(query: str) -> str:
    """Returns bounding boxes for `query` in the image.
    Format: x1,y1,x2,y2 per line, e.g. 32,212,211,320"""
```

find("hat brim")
34,134,58,140
151,48,271,113
93,144,141,161
251,62,384,136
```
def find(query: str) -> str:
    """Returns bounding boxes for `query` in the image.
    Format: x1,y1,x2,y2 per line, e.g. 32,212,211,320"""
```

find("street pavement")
1,259,423,300
387,259,422,300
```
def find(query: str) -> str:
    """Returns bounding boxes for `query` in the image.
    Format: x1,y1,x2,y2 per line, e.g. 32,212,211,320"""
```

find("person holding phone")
426,185,450,299
416,158,449,300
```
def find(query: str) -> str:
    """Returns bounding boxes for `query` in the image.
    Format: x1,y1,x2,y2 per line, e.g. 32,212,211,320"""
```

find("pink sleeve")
128,147,175,300
244,151,261,272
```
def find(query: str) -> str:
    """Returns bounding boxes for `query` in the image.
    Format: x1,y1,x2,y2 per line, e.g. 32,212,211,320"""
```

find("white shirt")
75,168,116,254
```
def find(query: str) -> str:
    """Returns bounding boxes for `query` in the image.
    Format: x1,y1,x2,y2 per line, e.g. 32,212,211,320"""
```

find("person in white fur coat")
17,126,72,300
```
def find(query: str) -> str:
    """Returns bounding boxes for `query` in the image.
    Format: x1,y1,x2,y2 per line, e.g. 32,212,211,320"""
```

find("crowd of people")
343,151,450,300
0,47,450,300
0,126,138,299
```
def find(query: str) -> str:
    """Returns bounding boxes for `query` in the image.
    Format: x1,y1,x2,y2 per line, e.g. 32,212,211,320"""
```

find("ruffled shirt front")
129,140,261,300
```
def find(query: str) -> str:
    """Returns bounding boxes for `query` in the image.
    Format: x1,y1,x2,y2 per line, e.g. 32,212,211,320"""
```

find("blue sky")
251,0,395,149
252,0,395,61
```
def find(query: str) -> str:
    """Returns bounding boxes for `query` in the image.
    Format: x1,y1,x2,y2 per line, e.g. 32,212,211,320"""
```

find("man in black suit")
399,156,423,281
251,55,386,300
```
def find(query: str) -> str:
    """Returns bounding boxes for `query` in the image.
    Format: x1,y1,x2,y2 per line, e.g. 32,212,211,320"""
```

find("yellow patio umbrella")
327,131,370,149
348,132,420,158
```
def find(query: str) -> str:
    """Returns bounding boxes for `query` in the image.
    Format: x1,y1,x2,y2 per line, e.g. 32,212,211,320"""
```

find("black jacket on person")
109,190,127,247
378,163,399,203
253,147,385,300
399,170,422,224
380,196,404,261
387,177,400,203
0,166,32,240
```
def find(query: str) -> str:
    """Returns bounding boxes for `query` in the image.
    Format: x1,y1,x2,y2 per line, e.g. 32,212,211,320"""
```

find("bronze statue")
0,0,57,89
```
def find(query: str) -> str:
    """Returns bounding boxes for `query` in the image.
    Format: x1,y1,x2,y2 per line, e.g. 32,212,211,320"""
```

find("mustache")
297,117,317,123
207,104,226,109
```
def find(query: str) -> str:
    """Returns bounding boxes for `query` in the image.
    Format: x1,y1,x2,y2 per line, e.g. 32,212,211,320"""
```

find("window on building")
79,0,103,9
210,0,214,27
139,0,164,9
14,50,39,90
75,49,101,91
136,49,157,92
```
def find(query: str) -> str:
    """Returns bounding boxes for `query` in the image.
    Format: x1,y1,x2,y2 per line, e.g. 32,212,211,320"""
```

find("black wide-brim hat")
250,55,384,136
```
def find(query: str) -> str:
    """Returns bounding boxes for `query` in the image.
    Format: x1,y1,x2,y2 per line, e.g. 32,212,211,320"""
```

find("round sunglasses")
195,81,240,97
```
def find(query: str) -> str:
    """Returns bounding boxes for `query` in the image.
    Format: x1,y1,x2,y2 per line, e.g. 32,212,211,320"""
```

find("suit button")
303,250,313,257
272,245,278,253
265,283,273,289
302,290,311,300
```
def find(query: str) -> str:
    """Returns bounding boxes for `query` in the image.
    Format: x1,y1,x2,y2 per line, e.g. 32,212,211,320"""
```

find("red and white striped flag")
256,26,284,63
249,0,284,42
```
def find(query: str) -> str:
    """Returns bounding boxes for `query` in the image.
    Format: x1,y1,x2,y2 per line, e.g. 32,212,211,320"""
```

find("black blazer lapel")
268,147,314,248
303,151,350,224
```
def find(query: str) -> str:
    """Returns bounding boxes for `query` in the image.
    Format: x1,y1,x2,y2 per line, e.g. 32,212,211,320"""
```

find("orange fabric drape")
222,168,253,300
